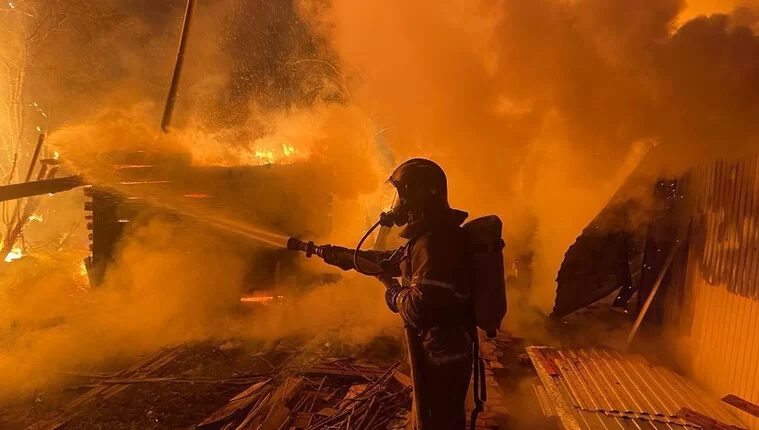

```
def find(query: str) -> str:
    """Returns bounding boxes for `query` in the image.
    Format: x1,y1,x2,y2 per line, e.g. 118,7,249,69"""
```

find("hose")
353,219,384,276
469,333,486,430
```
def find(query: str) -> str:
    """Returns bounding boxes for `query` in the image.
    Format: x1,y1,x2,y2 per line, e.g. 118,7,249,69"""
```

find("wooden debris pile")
27,347,185,430
198,359,411,430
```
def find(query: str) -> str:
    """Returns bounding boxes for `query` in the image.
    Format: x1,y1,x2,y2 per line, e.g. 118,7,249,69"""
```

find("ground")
0,294,647,430
0,339,289,429
0,330,555,430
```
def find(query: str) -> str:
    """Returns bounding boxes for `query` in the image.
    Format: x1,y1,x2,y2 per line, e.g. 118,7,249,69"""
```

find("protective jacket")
394,209,473,365
396,208,474,430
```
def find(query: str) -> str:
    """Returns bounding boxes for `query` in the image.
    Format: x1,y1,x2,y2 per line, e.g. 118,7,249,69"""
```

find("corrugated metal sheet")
662,155,759,429
693,158,759,298
528,346,747,430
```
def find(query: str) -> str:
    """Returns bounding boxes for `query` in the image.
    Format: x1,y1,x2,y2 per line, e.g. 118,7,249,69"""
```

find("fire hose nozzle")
286,237,318,258
286,237,302,251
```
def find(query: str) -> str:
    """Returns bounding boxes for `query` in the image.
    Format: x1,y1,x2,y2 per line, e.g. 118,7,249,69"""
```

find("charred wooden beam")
161,0,197,131
723,394,759,419
23,133,46,182
0,175,85,203
678,407,746,430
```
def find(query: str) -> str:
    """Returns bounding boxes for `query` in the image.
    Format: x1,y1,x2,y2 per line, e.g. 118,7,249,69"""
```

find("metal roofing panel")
692,157,759,300
661,156,759,429
527,346,747,430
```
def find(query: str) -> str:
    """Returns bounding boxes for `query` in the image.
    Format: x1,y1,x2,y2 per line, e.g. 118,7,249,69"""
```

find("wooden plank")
235,377,304,430
289,412,314,429
337,384,368,410
258,401,292,430
392,370,412,388
316,407,337,417
300,365,386,379
230,380,271,402
30,347,182,430
677,407,747,430
722,395,759,419
69,376,267,387
234,391,273,430
197,379,271,429
274,377,305,403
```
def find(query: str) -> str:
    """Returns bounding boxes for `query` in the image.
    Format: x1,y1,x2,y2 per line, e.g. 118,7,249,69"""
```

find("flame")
118,180,172,185
53,151,59,160
28,213,43,222
79,261,88,277
247,142,306,166
255,149,276,165
187,130,308,167
4,247,22,263
113,164,152,170
240,294,285,303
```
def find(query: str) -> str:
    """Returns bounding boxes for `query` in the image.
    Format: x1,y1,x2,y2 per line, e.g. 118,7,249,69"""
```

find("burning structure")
0,0,335,289
548,148,759,429
0,152,333,286
2,0,759,429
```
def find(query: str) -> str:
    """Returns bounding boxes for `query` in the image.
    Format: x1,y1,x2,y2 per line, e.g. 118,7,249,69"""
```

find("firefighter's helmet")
386,158,449,226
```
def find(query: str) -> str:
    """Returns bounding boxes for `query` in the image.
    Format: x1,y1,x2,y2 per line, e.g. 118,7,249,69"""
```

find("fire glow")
240,294,284,303
4,247,22,263
113,164,153,170
118,180,172,185
245,143,305,166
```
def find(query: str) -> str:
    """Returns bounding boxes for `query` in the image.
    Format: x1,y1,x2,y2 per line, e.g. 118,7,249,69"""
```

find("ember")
113,164,153,170
117,180,173,185
240,295,284,303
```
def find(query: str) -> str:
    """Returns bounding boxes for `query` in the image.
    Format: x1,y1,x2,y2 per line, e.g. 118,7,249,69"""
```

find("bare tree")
0,0,66,178
0,0,67,254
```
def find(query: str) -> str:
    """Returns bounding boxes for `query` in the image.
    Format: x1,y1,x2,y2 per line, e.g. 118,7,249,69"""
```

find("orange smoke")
300,0,759,320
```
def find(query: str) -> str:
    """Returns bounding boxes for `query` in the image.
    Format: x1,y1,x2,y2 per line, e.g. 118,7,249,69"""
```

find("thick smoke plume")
303,0,759,319
0,218,397,399
2,0,759,398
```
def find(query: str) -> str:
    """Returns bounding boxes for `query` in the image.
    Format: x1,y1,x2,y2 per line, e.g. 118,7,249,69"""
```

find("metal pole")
161,0,197,132
626,241,682,348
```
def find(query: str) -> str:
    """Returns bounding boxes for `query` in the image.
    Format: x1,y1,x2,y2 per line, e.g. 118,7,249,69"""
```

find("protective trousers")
411,352,473,430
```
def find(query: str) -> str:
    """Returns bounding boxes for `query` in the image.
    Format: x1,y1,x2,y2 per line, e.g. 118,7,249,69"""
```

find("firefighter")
322,159,475,429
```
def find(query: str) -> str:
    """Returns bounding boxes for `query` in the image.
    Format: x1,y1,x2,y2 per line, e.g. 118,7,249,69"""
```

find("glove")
319,245,355,271
384,281,405,314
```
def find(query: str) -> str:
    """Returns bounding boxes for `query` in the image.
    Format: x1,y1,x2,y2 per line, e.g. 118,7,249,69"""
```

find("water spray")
115,187,291,249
